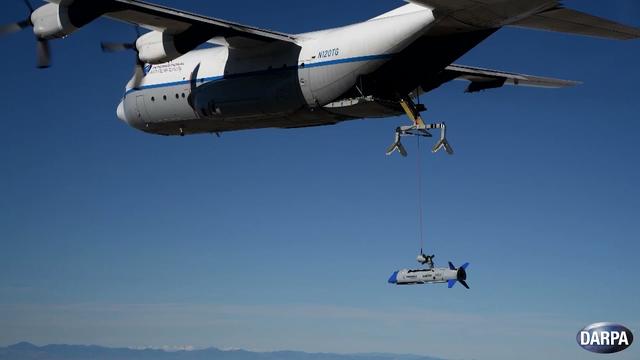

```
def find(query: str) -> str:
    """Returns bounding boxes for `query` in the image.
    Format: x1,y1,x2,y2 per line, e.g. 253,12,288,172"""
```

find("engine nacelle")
136,31,183,64
30,3,77,39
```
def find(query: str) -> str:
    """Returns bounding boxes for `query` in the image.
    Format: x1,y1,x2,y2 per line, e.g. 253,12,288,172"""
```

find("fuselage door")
297,42,318,107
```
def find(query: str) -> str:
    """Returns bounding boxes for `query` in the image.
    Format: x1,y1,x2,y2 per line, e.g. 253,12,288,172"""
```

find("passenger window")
163,95,167,101
151,97,155,102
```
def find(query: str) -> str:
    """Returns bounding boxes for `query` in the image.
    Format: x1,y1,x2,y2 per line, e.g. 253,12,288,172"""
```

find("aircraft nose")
116,100,127,123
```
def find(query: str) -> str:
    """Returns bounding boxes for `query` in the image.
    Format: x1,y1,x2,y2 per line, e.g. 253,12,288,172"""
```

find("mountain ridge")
0,343,446,360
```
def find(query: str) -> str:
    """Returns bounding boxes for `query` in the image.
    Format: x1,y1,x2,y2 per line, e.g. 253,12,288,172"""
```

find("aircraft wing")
407,0,640,40
45,0,296,47
510,7,640,40
423,64,580,93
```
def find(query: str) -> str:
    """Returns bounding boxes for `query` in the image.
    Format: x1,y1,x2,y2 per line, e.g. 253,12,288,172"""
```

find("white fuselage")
389,267,458,285
117,4,435,135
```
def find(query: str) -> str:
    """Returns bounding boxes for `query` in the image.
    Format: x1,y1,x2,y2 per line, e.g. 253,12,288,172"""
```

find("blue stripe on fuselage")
302,53,393,68
123,53,395,97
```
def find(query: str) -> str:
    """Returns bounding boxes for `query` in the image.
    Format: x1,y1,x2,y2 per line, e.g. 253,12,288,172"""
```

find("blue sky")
0,1,639,359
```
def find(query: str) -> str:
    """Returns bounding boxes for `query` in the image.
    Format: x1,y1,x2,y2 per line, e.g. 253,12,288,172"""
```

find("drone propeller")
458,279,470,289
457,262,469,289
0,0,52,68
447,262,470,289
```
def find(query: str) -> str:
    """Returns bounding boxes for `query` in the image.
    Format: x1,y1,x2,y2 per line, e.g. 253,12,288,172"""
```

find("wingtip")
564,80,583,88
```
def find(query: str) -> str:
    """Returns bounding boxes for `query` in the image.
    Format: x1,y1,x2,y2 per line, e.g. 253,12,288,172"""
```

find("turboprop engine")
135,31,183,64
135,29,215,64
1,1,109,67
32,1,111,39
30,3,78,39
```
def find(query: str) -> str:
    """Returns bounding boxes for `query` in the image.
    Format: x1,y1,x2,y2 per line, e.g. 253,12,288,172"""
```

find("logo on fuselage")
577,323,633,354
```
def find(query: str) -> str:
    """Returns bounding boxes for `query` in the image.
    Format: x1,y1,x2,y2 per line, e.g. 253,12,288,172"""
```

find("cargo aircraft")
2,0,639,154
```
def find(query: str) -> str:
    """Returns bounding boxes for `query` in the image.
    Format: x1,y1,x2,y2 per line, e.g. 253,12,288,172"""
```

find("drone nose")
116,100,127,123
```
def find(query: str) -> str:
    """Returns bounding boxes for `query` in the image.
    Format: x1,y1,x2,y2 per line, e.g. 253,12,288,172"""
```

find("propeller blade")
0,1,53,69
448,261,456,270
100,42,135,53
36,39,51,68
456,263,468,289
459,280,470,289
0,19,30,35
130,61,145,89
100,26,147,88
22,0,35,13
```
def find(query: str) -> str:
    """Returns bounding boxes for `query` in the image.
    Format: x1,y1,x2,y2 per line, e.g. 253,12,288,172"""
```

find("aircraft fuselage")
118,6,436,135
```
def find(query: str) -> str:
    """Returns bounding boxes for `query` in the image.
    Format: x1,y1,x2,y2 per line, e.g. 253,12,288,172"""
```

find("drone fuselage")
388,267,455,285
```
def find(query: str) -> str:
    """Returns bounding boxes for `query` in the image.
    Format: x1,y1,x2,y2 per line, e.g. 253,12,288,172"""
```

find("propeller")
0,18,31,36
100,27,145,88
36,39,51,68
0,0,52,68
100,42,136,52
0,0,34,36
457,263,470,289
448,262,470,289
